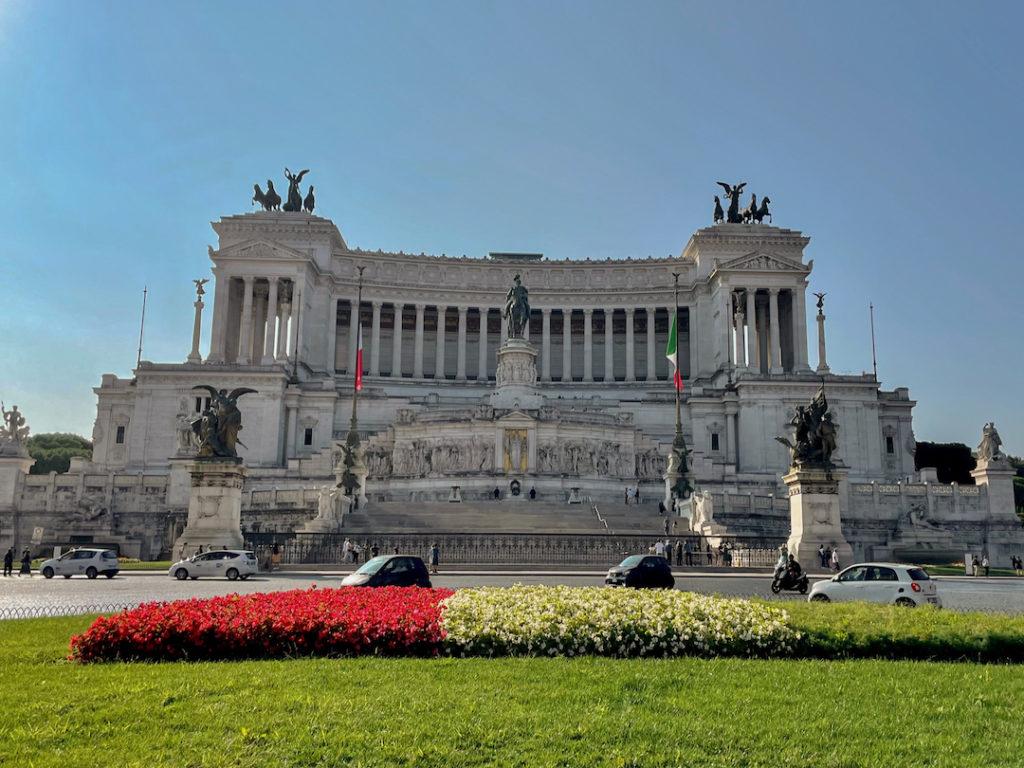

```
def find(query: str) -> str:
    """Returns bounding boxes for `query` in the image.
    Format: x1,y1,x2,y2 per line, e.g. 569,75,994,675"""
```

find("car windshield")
101,551,117,559
619,555,644,568
907,567,930,581
355,556,390,575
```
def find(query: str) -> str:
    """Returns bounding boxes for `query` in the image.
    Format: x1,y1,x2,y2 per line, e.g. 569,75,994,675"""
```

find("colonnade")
208,276,299,364
728,287,808,375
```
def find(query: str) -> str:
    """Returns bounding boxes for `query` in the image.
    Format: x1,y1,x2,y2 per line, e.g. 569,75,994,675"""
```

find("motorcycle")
771,569,809,595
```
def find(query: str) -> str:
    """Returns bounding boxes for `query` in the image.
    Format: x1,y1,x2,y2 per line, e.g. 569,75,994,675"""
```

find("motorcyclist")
773,546,789,580
779,555,803,589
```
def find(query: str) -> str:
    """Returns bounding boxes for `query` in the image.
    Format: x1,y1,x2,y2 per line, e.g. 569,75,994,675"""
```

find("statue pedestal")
783,467,852,569
0,454,33,509
971,459,1018,523
174,459,245,553
490,339,543,409
298,492,353,533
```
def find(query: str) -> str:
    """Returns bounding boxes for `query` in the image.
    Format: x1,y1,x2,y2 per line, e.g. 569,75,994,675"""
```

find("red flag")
354,322,364,392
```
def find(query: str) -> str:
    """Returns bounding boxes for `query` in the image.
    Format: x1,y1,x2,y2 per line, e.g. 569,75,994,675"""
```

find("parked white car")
39,548,120,579
169,550,259,581
808,562,941,607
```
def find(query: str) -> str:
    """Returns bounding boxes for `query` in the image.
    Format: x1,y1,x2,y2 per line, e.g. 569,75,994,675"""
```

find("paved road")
2,570,1024,618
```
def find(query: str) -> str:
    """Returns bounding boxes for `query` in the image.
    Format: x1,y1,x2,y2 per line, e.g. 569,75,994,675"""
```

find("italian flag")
354,322,364,392
665,313,683,391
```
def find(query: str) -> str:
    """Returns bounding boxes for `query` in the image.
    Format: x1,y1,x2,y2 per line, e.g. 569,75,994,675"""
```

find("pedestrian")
429,542,440,575
706,543,713,565
3,547,13,577
393,546,400,555
370,543,380,559
723,543,732,567
664,539,674,565
817,544,826,569
196,544,205,555
352,543,362,564
971,555,979,577
19,548,31,577
982,554,990,577
343,537,353,563
683,539,693,567
655,540,666,558
1015,556,1023,577
178,541,188,562
830,547,840,573
676,541,684,566
270,543,282,572
636,488,642,505
663,516,672,536
624,487,630,505
658,500,666,515
529,486,537,500
493,487,500,500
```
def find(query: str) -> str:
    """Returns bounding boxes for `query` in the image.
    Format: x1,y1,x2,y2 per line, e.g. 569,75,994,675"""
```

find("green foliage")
3,615,1024,767
914,441,976,484
26,432,92,475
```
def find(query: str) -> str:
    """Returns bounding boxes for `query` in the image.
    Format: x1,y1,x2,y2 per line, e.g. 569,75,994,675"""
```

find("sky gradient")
0,1,1020,453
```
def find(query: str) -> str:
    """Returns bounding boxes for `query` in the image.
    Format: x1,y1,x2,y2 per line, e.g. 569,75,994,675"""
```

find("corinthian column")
733,296,745,369
413,304,426,378
624,308,635,382
456,306,468,380
237,276,255,364
768,288,782,374
645,307,657,381
603,310,614,382
391,303,404,377
370,301,382,376
187,285,205,364
562,309,572,381
434,306,447,379
583,309,593,382
541,308,552,381
477,308,489,381
745,289,757,373
262,278,278,364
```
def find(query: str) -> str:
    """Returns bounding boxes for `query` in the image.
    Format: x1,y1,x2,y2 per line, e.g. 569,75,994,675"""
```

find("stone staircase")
338,501,666,535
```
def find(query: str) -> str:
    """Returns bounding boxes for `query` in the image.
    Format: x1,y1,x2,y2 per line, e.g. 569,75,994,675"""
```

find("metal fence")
243,531,782,567
0,603,138,621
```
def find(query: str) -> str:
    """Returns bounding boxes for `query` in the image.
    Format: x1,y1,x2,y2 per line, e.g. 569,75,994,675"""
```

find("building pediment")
496,410,535,425
211,239,312,264
717,250,810,274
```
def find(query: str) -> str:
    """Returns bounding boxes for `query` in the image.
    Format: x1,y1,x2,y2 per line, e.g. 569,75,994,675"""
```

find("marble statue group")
190,386,257,459
714,181,772,225
775,383,839,469
0,403,30,456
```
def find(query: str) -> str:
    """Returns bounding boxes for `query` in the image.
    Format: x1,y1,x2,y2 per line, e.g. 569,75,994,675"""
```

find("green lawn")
3,615,1024,767
924,564,1019,578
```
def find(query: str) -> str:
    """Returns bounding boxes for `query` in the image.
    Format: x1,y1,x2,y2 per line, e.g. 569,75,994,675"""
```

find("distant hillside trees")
914,442,976,485
27,433,92,474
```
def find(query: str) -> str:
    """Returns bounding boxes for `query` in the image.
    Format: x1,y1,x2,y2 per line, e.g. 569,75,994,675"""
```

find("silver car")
169,550,259,581
808,562,941,607
39,548,120,579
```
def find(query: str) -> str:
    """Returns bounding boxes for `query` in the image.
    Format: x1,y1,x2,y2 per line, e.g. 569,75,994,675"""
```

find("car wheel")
86,567,98,579
226,568,239,581
42,567,54,579
798,582,809,595
809,593,830,603
895,597,916,608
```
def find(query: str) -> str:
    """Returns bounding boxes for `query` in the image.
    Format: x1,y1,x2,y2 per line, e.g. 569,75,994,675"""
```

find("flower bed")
70,586,453,662
441,585,796,657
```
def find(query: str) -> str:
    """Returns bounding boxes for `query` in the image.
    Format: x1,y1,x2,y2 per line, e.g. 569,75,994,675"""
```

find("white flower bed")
440,585,797,658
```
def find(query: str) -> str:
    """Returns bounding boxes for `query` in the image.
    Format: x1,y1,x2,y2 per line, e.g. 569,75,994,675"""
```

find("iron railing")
243,531,783,567
0,603,138,621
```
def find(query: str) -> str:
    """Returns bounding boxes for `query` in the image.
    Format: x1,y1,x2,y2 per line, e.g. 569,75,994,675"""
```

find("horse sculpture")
713,195,725,224
716,181,747,223
742,193,759,224
753,196,772,224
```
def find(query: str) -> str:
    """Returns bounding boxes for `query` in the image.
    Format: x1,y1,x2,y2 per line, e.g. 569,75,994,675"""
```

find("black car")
605,555,675,589
340,554,432,588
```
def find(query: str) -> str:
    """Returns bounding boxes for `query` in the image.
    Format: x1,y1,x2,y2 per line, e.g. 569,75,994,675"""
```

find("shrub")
440,585,797,658
70,586,453,663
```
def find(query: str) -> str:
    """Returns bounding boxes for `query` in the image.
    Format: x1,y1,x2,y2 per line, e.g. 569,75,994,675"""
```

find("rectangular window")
303,427,314,446
886,436,895,454
115,426,125,444
711,433,720,452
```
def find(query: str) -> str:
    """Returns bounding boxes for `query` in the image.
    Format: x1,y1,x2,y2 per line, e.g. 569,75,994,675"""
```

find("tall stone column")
562,309,572,381
768,288,783,374
262,278,278,365
326,296,338,374
603,310,614,382
816,304,830,373
477,308,489,381
434,306,447,379
745,289,757,373
237,276,255,364
793,286,810,371
413,304,426,377
207,270,230,363
582,309,593,382
391,303,404,377
456,306,468,380
369,301,382,376
733,296,745,369
687,307,698,382
541,308,552,381
276,293,291,363
645,307,657,381
347,298,360,375
187,287,205,364
624,308,635,382
288,284,302,365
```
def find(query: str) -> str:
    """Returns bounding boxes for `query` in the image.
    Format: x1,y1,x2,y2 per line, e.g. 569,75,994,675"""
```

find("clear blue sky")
1,1,1020,453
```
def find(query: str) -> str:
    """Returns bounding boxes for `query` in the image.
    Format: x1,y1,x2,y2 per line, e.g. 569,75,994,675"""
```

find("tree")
914,442,976,485
1009,455,1024,524
27,433,92,475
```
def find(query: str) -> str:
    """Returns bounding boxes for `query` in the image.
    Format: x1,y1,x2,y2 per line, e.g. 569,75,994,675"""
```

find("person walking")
270,543,282,573
706,543,713,566
683,539,693,567
370,543,380,559
982,554,990,577
1014,556,1023,577
664,540,674,566
658,500,666,515
971,555,979,577
830,547,840,573
817,545,826,569
3,547,13,577
654,539,666,558
343,538,353,563
428,542,440,575
18,549,31,577
624,487,630,505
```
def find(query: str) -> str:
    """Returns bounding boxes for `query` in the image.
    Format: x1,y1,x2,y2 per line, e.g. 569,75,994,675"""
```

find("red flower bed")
70,586,453,663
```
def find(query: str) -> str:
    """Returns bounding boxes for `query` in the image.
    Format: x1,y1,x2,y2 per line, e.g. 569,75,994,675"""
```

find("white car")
39,548,120,579
169,550,259,581
808,562,941,607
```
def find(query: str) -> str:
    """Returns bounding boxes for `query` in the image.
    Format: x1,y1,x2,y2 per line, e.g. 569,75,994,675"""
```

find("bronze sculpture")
742,193,759,223
774,382,839,469
303,185,315,214
713,195,725,224
503,274,531,339
283,168,309,212
190,386,258,459
716,181,747,223
813,292,826,313
753,196,772,224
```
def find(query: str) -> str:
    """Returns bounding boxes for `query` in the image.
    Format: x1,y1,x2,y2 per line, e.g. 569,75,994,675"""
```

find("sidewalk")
121,564,794,578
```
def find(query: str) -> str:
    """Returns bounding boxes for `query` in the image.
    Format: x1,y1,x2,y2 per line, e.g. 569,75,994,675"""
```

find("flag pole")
672,273,682,440
869,302,878,382
135,285,148,371
341,265,365,500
